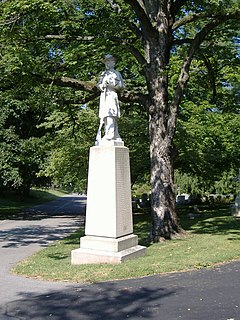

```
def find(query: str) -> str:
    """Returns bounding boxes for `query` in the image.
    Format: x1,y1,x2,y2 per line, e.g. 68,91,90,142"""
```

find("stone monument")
71,55,146,264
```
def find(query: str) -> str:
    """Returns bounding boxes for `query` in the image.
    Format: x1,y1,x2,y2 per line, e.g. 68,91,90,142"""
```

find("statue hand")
99,84,105,92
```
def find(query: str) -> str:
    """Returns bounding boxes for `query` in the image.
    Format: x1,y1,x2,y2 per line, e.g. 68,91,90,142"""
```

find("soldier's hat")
102,54,116,63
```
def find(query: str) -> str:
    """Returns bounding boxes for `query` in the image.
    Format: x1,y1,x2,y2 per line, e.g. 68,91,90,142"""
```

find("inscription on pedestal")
85,146,133,238
115,148,133,236
71,144,146,264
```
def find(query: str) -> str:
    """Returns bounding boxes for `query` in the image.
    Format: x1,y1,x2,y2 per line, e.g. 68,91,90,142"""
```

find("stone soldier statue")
95,54,124,145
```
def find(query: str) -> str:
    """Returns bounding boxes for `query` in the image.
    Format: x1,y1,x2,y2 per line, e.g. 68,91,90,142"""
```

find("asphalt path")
0,195,239,320
0,195,86,319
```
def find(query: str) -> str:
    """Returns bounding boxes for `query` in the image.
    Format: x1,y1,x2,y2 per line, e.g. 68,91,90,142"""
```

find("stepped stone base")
71,234,146,264
71,144,146,265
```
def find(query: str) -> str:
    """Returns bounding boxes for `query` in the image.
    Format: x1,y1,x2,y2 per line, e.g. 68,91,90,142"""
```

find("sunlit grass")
13,205,240,283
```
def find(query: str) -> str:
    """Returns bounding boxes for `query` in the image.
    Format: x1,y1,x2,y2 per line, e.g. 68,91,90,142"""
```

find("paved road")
0,195,86,319
0,195,239,320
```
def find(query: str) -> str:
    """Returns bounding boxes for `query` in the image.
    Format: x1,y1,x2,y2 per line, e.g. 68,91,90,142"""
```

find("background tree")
0,0,239,240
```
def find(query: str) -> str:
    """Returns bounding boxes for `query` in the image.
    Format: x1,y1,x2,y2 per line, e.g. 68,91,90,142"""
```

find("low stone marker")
231,195,240,217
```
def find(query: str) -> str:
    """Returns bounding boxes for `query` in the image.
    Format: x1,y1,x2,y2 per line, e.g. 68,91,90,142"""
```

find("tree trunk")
149,118,182,241
145,26,183,241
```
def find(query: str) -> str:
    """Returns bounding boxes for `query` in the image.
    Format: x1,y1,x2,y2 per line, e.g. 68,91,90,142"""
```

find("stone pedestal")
71,142,146,264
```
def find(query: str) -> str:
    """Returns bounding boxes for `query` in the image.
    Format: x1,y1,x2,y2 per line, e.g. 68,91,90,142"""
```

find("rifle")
95,118,104,145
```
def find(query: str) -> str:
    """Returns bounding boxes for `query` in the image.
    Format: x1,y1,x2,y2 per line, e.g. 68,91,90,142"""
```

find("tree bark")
135,2,183,241
139,3,233,241
146,46,183,241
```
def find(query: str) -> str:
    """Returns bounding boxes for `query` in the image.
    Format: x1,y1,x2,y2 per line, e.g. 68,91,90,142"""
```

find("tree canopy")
0,0,239,238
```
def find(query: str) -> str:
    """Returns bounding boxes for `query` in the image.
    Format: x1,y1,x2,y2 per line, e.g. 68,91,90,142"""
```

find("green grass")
0,188,66,220
13,205,240,283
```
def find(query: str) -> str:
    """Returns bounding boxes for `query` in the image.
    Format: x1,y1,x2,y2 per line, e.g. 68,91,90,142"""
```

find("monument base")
71,144,146,265
71,234,146,264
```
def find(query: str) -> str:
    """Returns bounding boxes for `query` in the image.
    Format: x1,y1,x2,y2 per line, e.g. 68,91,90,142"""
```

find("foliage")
0,84,51,193
175,102,240,191
0,0,146,193
38,106,98,191
0,1,239,236
174,169,239,197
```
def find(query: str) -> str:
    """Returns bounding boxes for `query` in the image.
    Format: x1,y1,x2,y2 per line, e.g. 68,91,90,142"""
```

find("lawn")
13,204,240,283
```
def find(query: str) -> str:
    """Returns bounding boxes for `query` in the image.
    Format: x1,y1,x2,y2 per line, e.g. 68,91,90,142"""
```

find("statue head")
103,54,116,69
103,54,116,63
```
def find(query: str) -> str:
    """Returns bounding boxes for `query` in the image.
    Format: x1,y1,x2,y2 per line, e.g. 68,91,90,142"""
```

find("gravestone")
231,195,240,217
176,195,186,205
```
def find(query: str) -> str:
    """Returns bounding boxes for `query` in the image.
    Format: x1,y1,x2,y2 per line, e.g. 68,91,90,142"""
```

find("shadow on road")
0,219,84,248
0,195,86,248
20,196,87,220
2,282,176,320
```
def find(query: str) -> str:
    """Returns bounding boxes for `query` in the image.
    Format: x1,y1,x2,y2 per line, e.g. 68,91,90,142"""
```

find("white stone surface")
85,145,133,238
99,139,124,147
80,234,138,252
71,145,146,264
95,54,124,144
71,245,146,264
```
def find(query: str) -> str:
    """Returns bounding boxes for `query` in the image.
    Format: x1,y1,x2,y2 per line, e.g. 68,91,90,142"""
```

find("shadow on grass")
63,228,85,245
62,204,239,250
47,253,70,260
133,204,240,245
178,204,240,239
133,212,152,247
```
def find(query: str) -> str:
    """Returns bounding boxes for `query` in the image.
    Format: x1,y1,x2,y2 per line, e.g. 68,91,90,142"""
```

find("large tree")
123,1,239,241
1,0,239,239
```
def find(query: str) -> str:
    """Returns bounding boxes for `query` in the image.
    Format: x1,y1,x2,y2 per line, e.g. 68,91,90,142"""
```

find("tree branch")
172,0,189,16
119,90,148,105
106,0,122,13
0,14,21,26
43,33,147,65
124,0,158,40
32,74,147,105
110,34,146,65
202,54,217,104
172,38,193,45
173,11,240,30
125,44,147,65
127,21,144,42
173,12,212,30
45,76,98,92
42,35,95,41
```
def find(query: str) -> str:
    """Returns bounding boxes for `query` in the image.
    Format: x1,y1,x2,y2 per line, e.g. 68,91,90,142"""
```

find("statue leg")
114,119,122,140
103,116,115,140
103,116,122,141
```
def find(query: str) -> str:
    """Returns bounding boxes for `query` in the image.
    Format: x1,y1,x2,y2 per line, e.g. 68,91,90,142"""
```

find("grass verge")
0,188,66,220
13,205,240,283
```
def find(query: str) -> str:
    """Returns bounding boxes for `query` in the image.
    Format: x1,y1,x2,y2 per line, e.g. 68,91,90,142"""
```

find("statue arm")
107,71,125,91
97,72,108,92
